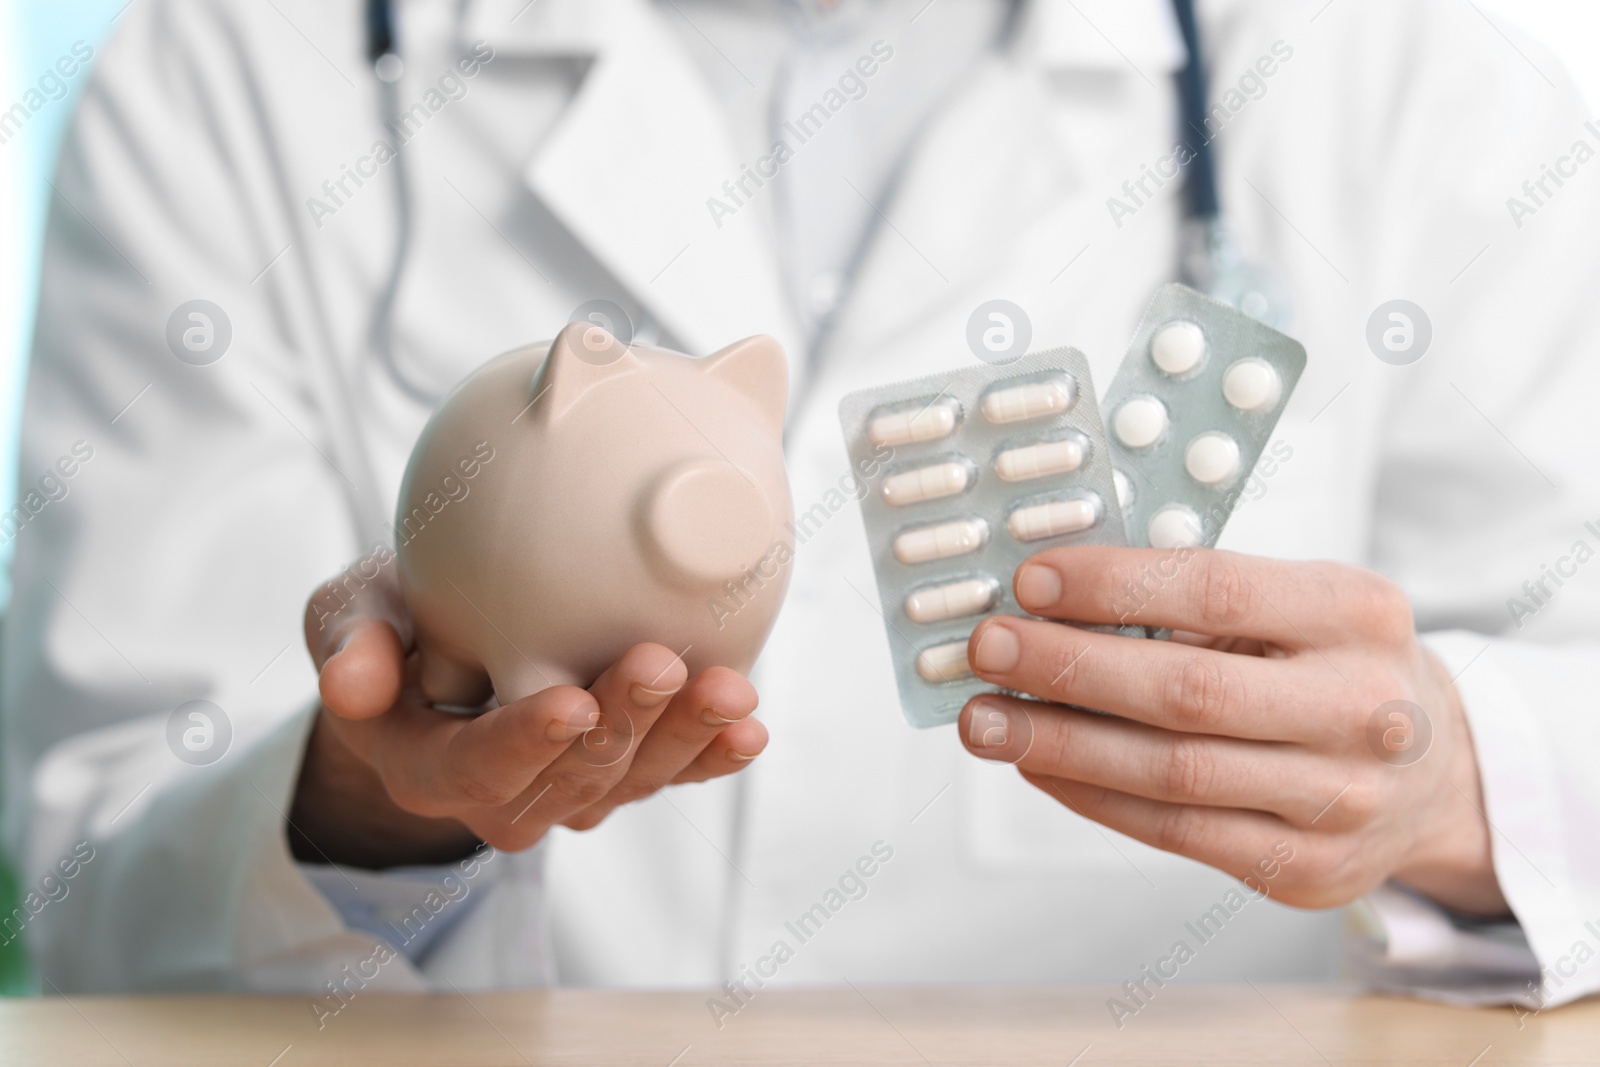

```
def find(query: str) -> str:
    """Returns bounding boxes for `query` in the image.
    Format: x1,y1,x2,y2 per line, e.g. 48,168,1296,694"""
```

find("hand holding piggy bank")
395,322,794,708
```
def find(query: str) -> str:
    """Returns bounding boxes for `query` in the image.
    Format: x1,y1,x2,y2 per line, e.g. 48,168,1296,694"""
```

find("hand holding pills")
842,283,1505,916
959,546,1507,918
290,550,767,867
839,285,1305,726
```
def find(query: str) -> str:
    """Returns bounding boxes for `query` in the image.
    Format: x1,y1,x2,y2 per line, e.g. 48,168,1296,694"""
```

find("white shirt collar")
464,0,1189,73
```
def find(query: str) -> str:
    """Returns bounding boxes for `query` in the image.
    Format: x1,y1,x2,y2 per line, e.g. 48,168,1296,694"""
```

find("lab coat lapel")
825,56,1082,359
466,0,803,363
819,0,1188,378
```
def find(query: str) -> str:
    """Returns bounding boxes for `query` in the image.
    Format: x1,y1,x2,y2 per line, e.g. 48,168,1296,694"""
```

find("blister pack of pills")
838,349,1127,729
1103,283,1306,553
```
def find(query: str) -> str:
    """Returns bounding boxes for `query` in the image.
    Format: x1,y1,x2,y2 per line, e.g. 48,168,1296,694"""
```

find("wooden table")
0,985,1592,1066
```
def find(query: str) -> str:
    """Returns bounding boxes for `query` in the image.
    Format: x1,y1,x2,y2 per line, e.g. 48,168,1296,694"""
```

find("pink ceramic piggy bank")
395,323,793,707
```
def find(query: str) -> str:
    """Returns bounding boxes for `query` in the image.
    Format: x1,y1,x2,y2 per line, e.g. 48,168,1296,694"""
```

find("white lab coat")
6,0,1600,1008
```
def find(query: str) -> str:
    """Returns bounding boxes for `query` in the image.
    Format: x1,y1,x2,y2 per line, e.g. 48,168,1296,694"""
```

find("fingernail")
966,698,1013,752
701,707,744,727
971,622,1020,674
547,704,601,741
1016,564,1061,612
728,750,757,762
629,682,680,707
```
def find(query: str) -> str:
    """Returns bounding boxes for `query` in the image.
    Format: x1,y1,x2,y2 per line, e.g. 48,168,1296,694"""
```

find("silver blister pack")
1103,283,1306,554
838,349,1127,729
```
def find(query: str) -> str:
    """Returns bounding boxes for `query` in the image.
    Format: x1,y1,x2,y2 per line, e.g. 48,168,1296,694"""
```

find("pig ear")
532,321,642,422
701,335,788,437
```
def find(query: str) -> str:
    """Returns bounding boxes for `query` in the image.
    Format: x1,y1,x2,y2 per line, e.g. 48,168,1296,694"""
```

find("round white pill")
1222,358,1282,413
1112,468,1134,513
1150,321,1207,375
1147,505,1203,550
1184,432,1242,487
1113,395,1168,450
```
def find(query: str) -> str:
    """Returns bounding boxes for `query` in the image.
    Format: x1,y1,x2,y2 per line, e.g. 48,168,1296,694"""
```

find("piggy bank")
394,323,793,707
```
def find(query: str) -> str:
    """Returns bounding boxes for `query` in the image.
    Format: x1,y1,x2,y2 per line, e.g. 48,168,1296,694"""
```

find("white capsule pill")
905,578,998,624
881,461,971,507
1150,321,1207,375
867,398,959,447
1113,468,1134,512
1007,497,1100,542
980,375,1076,424
893,517,989,565
1147,504,1203,549
1222,358,1282,413
915,639,973,683
1184,432,1242,486
994,438,1085,482
1113,395,1168,450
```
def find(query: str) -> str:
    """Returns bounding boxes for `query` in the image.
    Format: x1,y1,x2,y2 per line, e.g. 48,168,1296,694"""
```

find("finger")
304,547,409,668
960,695,1343,823
307,548,411,721
540,713,768,835
583,667,758,810
350,683,601,815
670,716,768,783
514,643,689,824
966,614,1329,742
564,672,765,830
1013,546,1396,648
1023,771,1298,887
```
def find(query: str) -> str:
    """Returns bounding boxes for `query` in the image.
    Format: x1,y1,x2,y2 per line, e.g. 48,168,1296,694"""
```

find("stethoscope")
364,0,1286,407
363,0,433,405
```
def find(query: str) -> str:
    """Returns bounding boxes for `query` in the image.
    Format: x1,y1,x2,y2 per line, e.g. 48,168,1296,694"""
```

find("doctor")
6,0,1600,1011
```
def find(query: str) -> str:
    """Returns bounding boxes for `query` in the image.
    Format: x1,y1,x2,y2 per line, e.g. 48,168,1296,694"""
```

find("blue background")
1,0,126,607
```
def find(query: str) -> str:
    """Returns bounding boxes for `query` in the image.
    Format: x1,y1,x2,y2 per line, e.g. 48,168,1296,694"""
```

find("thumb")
304,547,411,719
320,618,406,720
